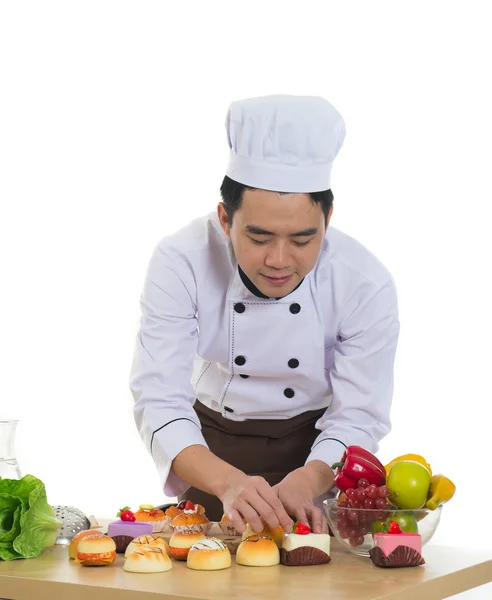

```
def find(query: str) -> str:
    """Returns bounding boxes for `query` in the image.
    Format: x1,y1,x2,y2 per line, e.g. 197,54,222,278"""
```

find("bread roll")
242,522,284,547
76,534,117,566
124,534,169,558
187,538,231,571
69,530,104,560
236,535,280,567
169,532,207,560
124,546,172,573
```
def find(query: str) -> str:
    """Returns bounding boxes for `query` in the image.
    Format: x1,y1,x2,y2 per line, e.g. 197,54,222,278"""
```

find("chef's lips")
331,445,386,492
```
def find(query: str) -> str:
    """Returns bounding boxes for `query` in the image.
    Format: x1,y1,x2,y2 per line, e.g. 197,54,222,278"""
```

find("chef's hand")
216,471,294,536
273,461,334,534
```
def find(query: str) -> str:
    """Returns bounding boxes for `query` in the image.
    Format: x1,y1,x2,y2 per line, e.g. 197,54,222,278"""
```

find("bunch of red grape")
336,478,395,548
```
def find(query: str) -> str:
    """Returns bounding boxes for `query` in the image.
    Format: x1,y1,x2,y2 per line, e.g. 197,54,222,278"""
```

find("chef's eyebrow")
245,225,318,237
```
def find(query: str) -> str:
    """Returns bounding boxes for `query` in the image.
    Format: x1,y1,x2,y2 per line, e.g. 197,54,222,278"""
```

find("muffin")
169,501,211,535
163,501,206,531
133,504,167,533
219,513,246,537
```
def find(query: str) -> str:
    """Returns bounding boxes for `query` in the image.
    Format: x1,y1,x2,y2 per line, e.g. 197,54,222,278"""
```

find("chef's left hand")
273,461,334,534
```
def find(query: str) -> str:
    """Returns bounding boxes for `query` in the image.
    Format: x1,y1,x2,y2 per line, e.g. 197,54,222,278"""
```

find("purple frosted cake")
107,520,153,553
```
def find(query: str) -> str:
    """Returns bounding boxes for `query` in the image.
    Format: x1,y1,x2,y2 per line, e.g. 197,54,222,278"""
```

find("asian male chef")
130,94,400,536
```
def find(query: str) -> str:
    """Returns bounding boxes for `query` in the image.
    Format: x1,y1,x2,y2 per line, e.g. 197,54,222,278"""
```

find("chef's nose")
264,240,290,269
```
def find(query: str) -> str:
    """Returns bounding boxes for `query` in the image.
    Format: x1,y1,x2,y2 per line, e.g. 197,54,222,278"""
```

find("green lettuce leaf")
0,494,24,542
0,540,22,560
14,481,61,558
0,474,62,560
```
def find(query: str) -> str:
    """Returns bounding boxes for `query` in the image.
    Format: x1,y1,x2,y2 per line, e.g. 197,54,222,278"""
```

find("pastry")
219,513,246,537
169,501,211,535
163,500,206,530
280,522,331,566
187,538,232,571
76,534,117,566
124,546,172,573
134,504,168,533
168,532,208,561
241,521,284,547
236,535,280,567
108,506,153,552
125,534,169,558
68,530,105,559
369,520,425,568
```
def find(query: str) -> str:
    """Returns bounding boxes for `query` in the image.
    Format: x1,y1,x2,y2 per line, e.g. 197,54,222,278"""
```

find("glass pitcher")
0,420,22,480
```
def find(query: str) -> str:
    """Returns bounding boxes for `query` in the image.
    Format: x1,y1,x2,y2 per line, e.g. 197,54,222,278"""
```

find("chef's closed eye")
249,237,270,245
249,236,314,247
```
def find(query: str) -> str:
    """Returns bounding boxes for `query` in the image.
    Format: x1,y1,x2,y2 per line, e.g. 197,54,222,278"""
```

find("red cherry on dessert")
388,520,402,534
176,500,187,510
184,500,195,511
294,522,311,535
120,510,135,522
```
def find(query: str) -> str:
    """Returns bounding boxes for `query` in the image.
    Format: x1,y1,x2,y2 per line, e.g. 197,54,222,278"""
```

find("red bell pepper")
331,445,386,492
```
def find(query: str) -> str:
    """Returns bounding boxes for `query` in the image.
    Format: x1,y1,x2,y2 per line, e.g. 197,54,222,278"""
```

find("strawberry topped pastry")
164,500,206,529
369,519,425,568
169,500,212,534
108,506,153,552
134,504,168,533
280,521,331,566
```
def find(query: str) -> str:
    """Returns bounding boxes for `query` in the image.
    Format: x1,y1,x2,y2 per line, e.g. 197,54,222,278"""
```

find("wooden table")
1,524,491,600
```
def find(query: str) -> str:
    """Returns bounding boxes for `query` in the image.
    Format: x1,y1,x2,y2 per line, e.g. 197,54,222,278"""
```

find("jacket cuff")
305,437,347,472
151,418,209,498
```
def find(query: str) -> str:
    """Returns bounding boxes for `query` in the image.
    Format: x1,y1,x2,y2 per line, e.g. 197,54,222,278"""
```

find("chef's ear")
217,202,232,238
325,204,334,227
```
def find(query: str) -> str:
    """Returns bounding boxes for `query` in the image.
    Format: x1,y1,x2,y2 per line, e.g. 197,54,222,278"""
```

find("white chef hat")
225,94,346,193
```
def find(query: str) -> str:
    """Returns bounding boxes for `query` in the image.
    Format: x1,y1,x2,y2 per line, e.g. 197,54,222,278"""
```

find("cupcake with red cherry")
169,500,212,535
164,500,207,531
280,521,331,566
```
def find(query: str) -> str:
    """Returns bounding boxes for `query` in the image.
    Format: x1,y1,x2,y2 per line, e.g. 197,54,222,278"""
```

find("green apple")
371,512,419,534
387,460,431,509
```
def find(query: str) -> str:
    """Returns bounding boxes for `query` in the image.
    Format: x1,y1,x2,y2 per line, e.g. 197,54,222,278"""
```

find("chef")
130,94,400,536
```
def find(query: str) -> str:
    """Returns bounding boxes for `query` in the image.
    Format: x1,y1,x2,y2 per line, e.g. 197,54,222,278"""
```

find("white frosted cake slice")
280,523,331,566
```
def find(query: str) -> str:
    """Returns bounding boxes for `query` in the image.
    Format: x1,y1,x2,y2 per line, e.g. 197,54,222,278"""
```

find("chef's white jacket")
130,212,400,497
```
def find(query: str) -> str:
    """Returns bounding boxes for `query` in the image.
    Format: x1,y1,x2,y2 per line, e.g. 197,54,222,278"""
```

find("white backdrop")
1,1,491,583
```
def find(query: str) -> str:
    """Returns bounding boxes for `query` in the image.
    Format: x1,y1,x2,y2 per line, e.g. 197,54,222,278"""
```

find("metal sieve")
51,505,100,545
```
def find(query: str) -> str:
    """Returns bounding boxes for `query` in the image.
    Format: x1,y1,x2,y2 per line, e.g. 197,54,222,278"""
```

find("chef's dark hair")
220,176,334,226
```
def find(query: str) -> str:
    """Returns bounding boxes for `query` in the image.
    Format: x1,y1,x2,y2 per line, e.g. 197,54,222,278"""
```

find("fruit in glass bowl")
323,497,442,557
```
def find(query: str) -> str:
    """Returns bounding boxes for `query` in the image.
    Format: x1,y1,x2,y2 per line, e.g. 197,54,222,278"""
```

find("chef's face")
218,189,333,298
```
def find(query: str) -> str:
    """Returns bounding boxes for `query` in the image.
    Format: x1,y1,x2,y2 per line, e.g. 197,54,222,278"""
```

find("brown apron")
178,401,325,521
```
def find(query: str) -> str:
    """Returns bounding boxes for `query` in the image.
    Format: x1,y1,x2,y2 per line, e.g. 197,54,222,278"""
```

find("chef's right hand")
217,472,293,535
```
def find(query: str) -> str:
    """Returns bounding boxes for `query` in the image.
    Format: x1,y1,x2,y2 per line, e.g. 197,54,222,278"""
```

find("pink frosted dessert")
373,532,422,556
369,520,425,568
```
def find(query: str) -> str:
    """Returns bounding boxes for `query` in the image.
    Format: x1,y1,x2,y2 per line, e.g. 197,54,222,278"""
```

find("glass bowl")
323,497,442,557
